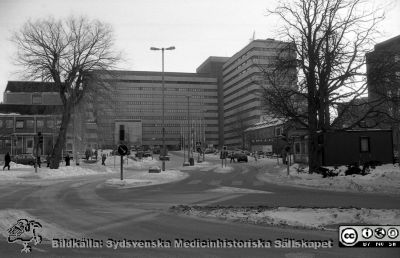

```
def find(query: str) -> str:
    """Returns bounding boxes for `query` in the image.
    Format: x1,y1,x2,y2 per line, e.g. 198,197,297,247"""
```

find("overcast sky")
0,0,399,102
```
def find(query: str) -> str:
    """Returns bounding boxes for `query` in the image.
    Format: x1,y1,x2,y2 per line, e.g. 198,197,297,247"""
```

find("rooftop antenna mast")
250,30,255,42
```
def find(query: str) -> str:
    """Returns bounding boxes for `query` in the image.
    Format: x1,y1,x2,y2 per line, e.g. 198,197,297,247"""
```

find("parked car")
159,155,170,161
234,149,250,156
135,151,152,158
143,151,152,157
256,151,265,157
12,154,36,165
234,152,248,162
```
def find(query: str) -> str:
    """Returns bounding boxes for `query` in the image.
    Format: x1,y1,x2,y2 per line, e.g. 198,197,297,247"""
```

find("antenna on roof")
250,31,255,42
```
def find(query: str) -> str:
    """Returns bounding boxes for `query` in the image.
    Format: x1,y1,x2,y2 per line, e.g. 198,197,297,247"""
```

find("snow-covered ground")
104,169,188,188
1,151,399,233
0,161,114,182
254,158,400,195
170,205,400,231
0,153,190,189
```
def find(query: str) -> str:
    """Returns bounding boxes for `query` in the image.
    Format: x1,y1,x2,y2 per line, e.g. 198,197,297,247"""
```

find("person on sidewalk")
65,153,71,166
37,156,41,168
46,154,51,167
3,152,11,170
101,153,106,166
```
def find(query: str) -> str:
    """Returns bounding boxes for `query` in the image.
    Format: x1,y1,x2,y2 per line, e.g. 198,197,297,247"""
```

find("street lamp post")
150,46,175,171
187,95,191,164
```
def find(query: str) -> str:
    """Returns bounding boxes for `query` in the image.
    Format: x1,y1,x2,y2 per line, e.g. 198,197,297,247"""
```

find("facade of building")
0,81,96,156
0,105,63,156
244,116,287,154
222,39,294,148
92,70,219,150
196,56,230,148
366,35,400,152
367,35,400,105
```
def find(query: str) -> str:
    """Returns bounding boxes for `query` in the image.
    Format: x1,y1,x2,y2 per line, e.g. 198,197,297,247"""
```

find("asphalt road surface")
0,155,399,257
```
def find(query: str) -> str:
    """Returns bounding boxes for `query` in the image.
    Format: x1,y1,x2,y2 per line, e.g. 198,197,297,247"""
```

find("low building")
0,81,96,157
291,130,394,166
244,116,288,154
0,104,63,156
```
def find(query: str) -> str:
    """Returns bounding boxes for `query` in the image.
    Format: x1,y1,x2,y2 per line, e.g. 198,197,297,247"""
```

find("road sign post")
117,144,129,180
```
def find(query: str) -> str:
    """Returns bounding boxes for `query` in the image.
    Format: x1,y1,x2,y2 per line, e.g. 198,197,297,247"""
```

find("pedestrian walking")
230,152,235,163
101,153,106,166
3,152,11,170
46,154,51,167
65,153,71,166
85,149,90,160
37,156,41,168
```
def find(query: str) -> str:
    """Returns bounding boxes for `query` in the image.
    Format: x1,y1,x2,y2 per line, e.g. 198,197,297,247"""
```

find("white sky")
0,0,399,102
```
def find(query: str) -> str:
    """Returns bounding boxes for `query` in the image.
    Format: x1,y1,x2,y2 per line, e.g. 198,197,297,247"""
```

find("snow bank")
207,186,272,194
257,162,400,195
0,163,114,182
104,169,188,188
212,166,234,174
180,161,214,171
125,157,159,169
170,206,400,230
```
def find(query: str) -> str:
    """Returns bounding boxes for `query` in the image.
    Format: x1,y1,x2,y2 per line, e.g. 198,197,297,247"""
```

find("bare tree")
261,0,385,172
12,16,121,168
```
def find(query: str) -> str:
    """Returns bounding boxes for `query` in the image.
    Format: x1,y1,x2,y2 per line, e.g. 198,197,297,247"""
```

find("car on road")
227,151,248,162
234,152,248,162
12,154,36,165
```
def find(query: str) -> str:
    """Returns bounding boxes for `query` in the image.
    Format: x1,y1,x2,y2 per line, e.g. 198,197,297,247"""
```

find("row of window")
116,86,216,92
223,46,281,73
119,94,217,99
117,101,217,106
141,130,208,135
109,79,216,85
115,116,215,121
116,109,210,114
0,119,61,129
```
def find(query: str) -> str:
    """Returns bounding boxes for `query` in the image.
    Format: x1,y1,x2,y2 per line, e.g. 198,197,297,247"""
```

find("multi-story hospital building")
0,38,292,154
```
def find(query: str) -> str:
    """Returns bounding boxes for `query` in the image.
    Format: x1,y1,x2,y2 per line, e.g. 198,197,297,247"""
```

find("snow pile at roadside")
38,166,112,178
125,157,159,169
207,186,272,194
104,169,188,188
180,161,214,171
0,209,80,240
9,162,32,169
257,162,400,195
213,166,234,173
170,205,400,230
0,164,113,181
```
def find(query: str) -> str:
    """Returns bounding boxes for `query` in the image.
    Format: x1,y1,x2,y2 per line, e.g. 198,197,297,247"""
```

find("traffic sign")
118,144,129,156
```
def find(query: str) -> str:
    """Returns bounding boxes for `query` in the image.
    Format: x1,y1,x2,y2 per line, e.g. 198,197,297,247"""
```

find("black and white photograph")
0,0,399,257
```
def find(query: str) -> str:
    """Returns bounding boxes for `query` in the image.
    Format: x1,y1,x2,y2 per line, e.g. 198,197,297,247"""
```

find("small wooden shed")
319,130,394,166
